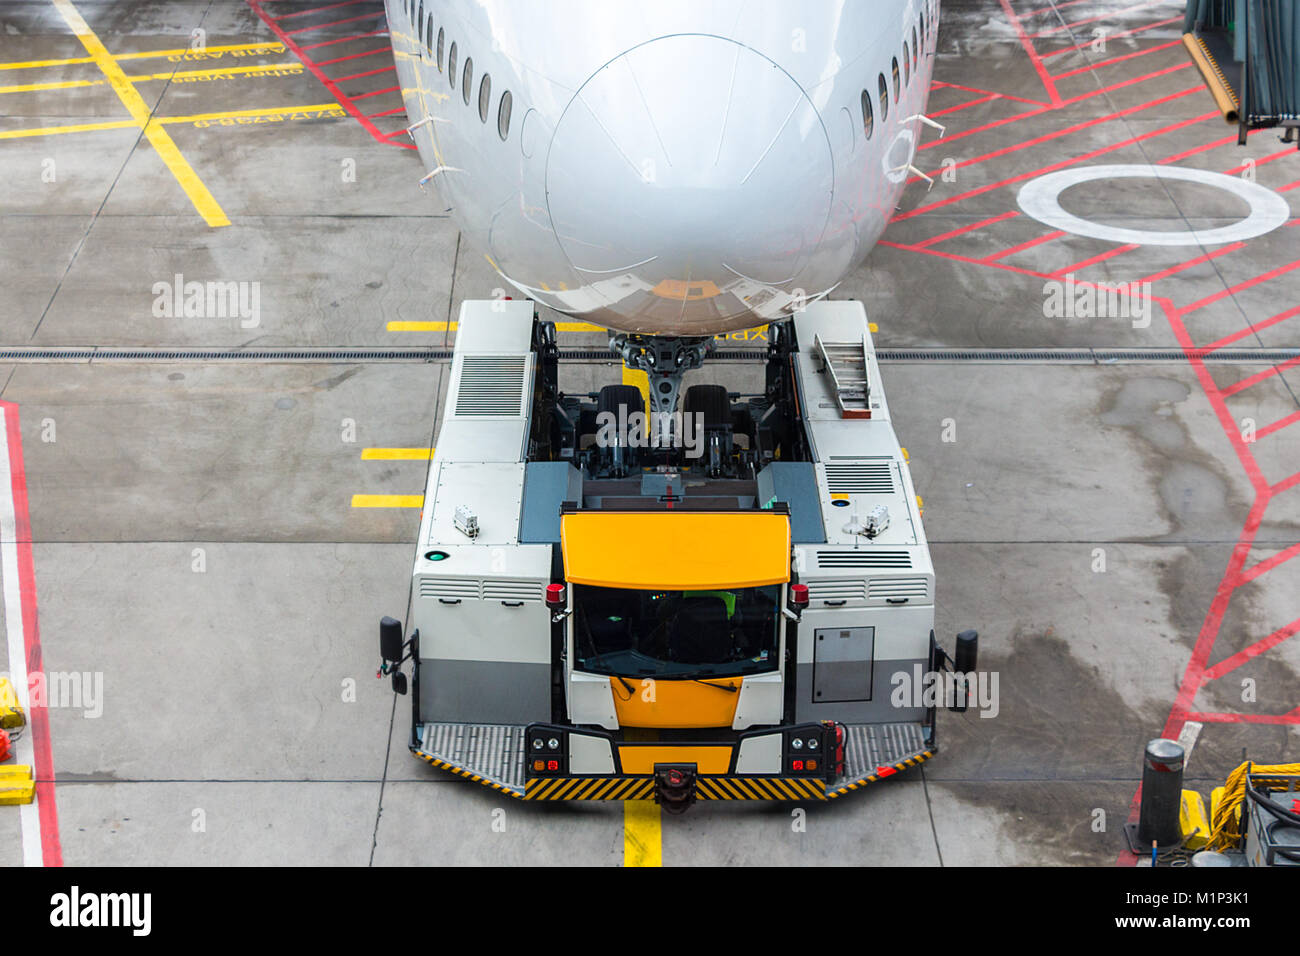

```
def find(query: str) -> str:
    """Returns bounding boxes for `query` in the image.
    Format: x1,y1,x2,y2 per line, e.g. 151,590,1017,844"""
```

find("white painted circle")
1016,164,1290,246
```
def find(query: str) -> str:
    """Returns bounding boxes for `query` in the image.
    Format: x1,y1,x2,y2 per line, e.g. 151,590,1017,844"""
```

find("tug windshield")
571,583,782,679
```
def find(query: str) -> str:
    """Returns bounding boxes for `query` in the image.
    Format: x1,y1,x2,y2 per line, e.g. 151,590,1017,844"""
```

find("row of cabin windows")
407,0,513,141
859,0,938,141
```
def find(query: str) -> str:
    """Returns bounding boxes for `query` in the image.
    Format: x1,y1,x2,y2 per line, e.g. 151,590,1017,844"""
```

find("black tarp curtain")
1186,0,1299,119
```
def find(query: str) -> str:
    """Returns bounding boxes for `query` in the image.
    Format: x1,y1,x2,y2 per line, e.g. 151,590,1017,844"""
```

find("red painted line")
1032,2,1166,39
1254,409,1300,441
316,46,390,67
1059,62,1193,107
1024,0,1096,19
981,230,1067,262
878,241,1057,281
1279,179,1300,193
1051,39,1183,80
1273,470,1300,496
996,0,1062,106
272,0,365,20
922,83,1202,177
1181,708,1300,725
334,64,394,82
930,80,1045,106
284,11,385,36
1156,133,1237,165
1202,616,1300,682
1042,15,1184,59
1220,354,1300,397
1203,304,1300,352
367,105,406,118
1180,260,1300,319
1049,243,1140,278
299,28,387,51
913,211,1021,248
245,1,411,150
928,93,999,118
1224,146,1297,177
1237,541,1300,585
350,84,398,100
0,401,62,867
897,106,1214,223
1134,243,1245,286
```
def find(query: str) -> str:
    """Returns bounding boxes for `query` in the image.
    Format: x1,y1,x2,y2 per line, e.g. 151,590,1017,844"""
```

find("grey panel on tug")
756,462,826,543
518,462,583,543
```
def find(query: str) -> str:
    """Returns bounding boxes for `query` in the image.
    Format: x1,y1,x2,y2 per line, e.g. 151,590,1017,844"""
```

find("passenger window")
860,88,873,140
878,73,889,122
903,43,910,86
425,17,433,59
892,57,900,101
478,74,491,122
448,42,457,87
498,89,513,140
462,57,473,104
912,26,919,69
436,27,444,72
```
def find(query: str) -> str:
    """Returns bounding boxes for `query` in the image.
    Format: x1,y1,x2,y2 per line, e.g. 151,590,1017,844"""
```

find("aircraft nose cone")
545,34,834,334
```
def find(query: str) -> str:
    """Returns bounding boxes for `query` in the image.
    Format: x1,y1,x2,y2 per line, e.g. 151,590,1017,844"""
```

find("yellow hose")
1208,761,1300,851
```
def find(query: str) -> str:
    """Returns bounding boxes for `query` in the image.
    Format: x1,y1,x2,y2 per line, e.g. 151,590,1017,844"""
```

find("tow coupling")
654,764,698,813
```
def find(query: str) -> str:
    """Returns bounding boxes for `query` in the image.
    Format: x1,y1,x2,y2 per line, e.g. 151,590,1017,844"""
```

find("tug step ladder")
813,333,872,419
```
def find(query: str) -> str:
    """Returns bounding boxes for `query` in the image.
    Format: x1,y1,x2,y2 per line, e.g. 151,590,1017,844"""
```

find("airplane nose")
545,34,834,333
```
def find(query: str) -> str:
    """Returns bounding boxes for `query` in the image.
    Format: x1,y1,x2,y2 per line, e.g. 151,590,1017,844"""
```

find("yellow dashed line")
0,103,340,141
0,118,137,140
0,77,102,93
361,448,433,460
0,61,300,94
388,320,606,333
351,494,425,508
623,800,662,867
0,41,284,71
49,0,230,227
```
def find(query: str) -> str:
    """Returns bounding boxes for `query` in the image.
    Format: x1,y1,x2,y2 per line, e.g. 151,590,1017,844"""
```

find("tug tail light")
545,583,567,610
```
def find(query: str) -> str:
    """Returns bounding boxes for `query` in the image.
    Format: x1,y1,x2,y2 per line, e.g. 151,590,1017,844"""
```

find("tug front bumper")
411,720,933,803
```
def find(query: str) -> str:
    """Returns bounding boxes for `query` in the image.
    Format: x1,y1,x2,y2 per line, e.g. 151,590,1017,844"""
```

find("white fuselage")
386,0,939,335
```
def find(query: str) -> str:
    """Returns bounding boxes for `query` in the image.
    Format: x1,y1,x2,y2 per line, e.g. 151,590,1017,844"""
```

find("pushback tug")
379,298,976,810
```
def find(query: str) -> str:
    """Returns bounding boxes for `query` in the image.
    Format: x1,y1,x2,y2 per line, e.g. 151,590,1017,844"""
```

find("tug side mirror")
954,630,978,673
391,671,408,695
380,616,405,662
949,630,978,713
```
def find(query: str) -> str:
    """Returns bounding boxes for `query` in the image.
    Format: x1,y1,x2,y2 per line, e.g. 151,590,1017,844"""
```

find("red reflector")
789,583,809,607
547,760,559,771
792,759,804,771
545,583,566,607
876,765,897,778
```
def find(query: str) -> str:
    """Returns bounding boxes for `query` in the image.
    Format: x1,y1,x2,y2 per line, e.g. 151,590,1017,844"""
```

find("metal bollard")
1137,738,1185,848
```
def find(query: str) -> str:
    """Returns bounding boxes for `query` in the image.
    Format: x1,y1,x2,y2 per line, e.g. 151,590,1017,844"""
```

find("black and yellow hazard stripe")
412,749,525,799
695,777,826,801
826,750,934,799
523,775,826,801
525,777,656,801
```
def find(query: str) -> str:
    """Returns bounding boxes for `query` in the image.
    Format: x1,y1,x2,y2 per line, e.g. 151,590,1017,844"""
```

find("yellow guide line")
361,448,433,460
387,320,607,333
351,494,425,509
0,41,284,72
623,801,663,867
0,61,300,94
0,103,340,141
49,0,230,228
